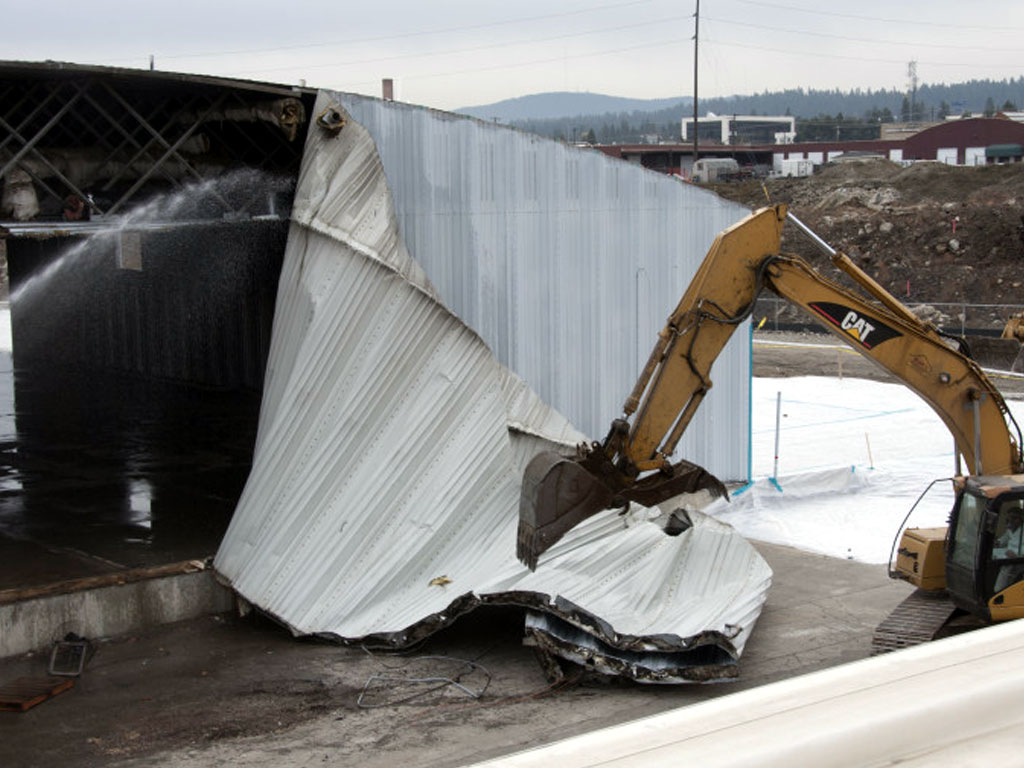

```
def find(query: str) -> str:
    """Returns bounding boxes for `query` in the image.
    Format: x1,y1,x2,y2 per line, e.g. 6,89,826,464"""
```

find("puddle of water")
0,361,261,568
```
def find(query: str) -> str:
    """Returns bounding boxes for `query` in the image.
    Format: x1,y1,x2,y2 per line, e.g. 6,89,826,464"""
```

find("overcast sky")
4,0,1023,111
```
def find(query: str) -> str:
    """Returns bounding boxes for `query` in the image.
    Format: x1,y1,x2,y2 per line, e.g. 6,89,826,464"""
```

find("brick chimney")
382,79,394,101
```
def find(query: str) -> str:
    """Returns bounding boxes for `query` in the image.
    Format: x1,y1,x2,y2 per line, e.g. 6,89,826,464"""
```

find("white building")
682,113,796,145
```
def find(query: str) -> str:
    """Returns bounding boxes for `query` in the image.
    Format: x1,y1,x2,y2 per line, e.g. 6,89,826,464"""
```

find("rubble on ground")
713,160,1024,324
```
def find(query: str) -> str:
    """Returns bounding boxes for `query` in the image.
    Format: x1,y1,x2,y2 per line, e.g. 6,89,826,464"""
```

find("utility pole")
692,0,699,174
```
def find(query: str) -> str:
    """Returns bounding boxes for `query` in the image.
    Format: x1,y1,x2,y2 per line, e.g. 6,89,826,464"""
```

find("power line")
702,37,1024,71
704,14,1023,53
371,36,692,83
287,35,695,94
228,13,691,77
223,29,1021,97
110,0,655,63
728,0,1024,33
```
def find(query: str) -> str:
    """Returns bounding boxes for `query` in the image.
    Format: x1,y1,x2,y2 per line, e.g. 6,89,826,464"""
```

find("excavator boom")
518,204,1023,570
518,206,785,568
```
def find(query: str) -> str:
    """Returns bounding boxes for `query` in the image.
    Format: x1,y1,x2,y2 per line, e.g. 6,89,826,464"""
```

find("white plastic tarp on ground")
711,374,1024,564
214,93,771,683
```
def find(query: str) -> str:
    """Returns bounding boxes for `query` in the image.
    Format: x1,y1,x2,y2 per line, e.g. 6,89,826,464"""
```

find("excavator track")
871,589,959,655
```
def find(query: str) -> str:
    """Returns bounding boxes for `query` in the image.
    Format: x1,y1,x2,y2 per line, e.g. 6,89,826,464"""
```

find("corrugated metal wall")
215,104,772,679
331,93,752,480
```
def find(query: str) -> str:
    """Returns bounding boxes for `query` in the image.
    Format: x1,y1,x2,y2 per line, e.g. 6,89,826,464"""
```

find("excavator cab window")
990,498,1024,594
950,490,987,571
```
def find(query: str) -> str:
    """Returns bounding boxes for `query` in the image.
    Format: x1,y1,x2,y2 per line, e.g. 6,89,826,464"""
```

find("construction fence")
753,297,1024,338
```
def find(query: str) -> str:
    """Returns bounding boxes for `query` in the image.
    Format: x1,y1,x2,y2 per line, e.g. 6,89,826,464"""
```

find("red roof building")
594,118,1024,179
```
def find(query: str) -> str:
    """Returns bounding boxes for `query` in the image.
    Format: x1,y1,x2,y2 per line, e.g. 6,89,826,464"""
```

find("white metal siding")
213,94,772,681
333,93,752,481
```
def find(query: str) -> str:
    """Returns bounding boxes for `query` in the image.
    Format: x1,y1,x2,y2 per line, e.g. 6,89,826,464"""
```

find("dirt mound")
814,157,902,184
894,162,1024,202
712,161,1024,314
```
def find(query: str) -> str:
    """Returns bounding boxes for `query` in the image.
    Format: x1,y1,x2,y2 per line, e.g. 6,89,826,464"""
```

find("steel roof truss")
0,83,57,158
104,89,230,216
0,85,97,212
0,83,84,182
78,90,187,197
97,85,201,193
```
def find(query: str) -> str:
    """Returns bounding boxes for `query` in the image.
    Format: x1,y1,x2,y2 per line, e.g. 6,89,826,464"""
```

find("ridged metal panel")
215,98,771,681
331,93,752,481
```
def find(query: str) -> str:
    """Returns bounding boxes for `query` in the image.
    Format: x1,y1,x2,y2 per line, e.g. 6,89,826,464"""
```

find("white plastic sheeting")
214,93,771,682
713,373,1024,564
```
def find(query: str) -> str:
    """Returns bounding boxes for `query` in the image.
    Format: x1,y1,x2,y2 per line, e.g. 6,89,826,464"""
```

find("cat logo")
840,311,876,344
808,302,902,349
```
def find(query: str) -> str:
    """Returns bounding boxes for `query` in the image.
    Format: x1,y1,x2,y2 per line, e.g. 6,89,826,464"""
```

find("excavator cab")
944,476,1024,621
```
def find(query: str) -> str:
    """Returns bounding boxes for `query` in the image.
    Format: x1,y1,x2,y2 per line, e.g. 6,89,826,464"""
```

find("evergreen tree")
504,77,1024,142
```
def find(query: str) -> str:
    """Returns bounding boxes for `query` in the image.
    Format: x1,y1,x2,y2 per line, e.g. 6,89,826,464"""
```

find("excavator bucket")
517,451,616,570
517,450,728,570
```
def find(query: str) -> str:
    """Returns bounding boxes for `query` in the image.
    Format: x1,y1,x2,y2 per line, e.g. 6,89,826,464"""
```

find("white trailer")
773,158,814,177
692,158,739,183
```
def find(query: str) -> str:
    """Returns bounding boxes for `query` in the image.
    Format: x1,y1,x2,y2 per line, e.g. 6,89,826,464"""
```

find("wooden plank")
0,677,74,712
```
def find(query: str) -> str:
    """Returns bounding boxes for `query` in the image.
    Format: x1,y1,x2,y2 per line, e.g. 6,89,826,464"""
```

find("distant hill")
487,78,1024,144
455,92,690,123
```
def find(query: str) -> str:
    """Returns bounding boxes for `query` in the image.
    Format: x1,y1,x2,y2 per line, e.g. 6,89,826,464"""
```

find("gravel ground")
753,329,1024,399
0,544,910,768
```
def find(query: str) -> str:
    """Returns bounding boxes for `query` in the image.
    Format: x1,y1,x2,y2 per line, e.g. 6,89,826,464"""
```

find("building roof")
0,59,315,99
598,117,1024,165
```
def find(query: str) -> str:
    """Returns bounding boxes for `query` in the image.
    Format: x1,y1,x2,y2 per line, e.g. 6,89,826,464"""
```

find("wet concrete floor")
0,541,915,768
0,346,260,590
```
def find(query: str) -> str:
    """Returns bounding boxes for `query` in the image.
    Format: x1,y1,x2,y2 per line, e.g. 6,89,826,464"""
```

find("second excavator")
518,203,1024,648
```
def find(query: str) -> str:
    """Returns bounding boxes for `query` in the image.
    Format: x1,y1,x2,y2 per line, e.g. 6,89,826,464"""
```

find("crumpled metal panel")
328,93,752,482
214,93,771,682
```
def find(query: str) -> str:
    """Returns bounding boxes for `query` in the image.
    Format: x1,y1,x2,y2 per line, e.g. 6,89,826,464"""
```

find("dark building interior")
0,62,317,589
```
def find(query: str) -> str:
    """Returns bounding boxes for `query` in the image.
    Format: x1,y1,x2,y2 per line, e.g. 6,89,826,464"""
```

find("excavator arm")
517,203,1023,569
767,253,1019,476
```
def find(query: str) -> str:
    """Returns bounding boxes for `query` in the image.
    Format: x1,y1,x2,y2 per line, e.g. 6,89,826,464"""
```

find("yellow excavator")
1003,312,1024,343
517,203,1024,651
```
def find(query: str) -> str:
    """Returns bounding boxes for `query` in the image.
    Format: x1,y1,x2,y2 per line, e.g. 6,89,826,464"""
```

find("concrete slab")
0,540,914,768
0,564,234,658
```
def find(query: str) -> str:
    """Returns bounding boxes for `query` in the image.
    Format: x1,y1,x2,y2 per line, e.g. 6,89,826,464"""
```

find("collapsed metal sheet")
214,93,771,682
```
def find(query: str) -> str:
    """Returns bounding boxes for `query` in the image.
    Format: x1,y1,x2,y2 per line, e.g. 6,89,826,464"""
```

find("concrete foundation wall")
0,571,234,658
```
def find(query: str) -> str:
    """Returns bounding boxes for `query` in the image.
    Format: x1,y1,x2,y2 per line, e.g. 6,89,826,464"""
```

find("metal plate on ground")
49,640,90,677
871,589,958,654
